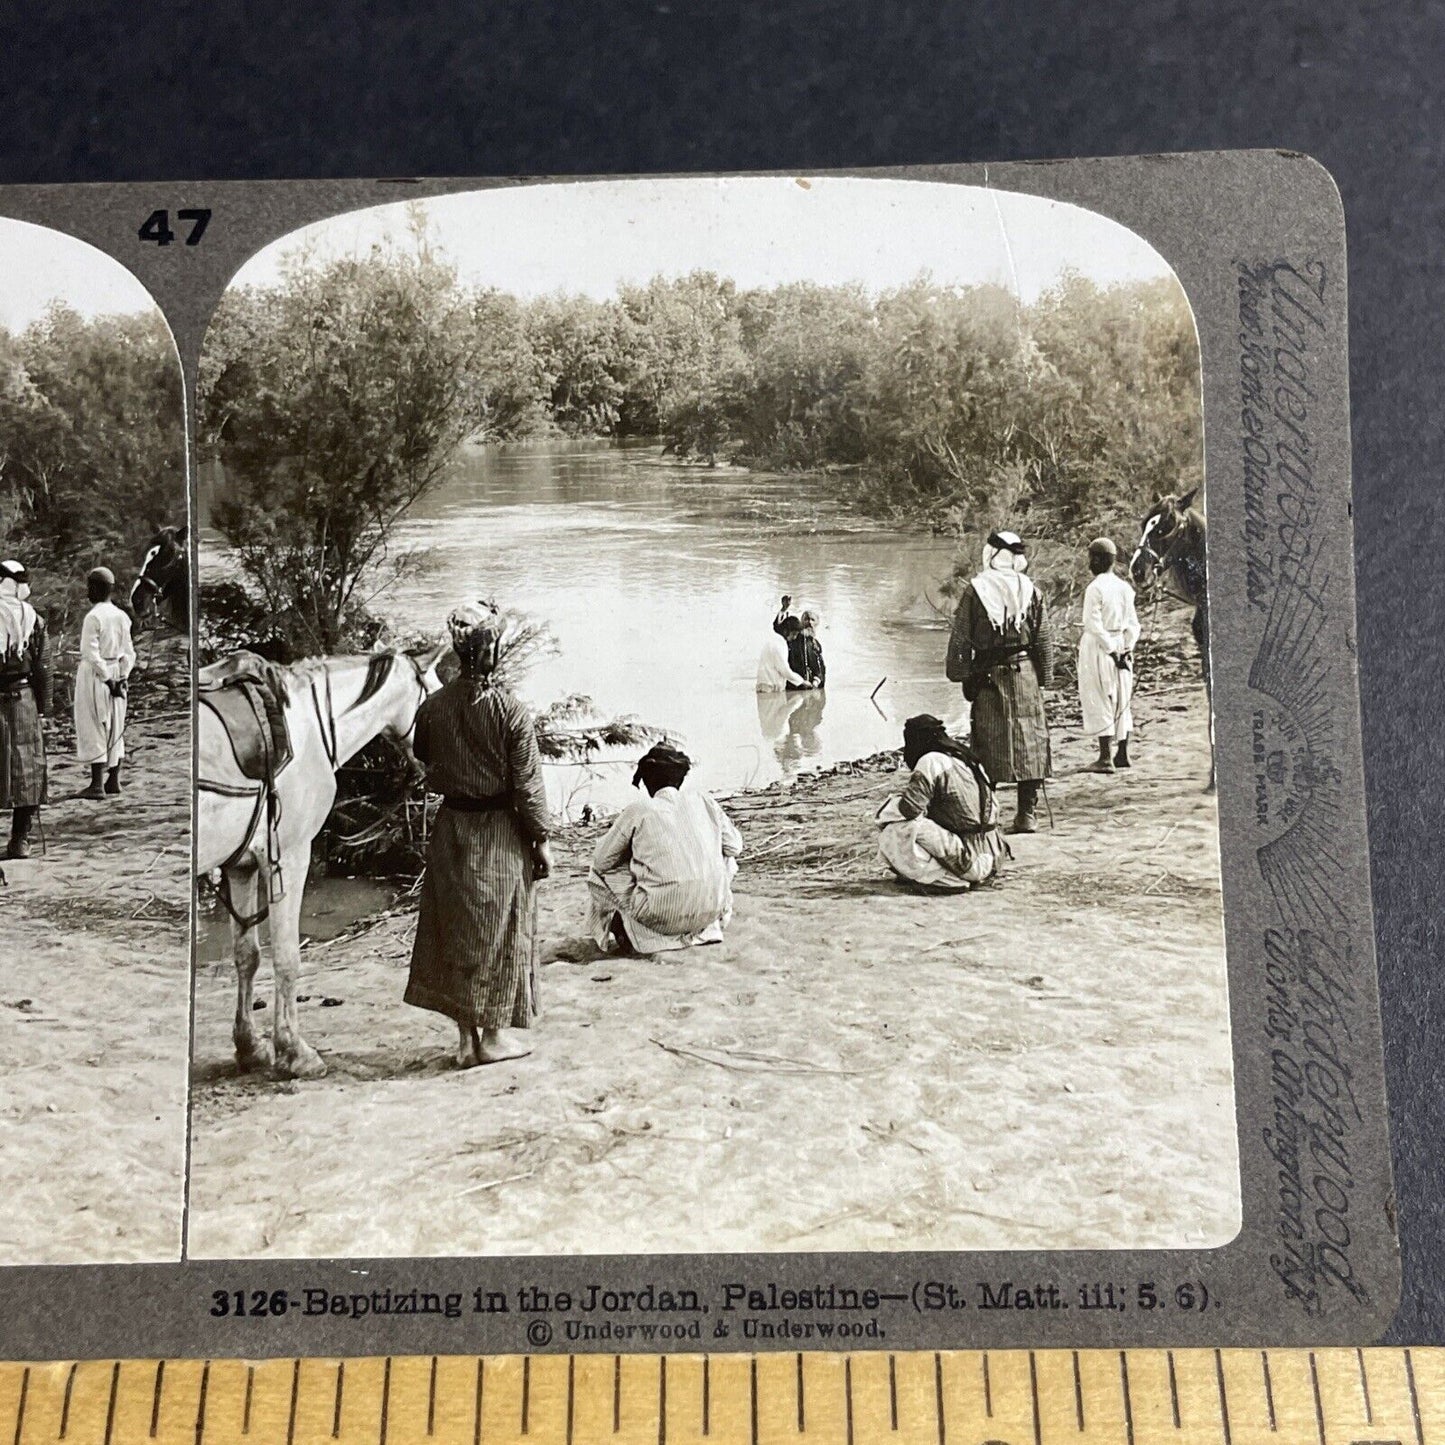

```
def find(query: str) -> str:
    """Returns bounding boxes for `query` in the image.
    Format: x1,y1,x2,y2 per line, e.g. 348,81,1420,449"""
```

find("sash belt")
441,792,511,813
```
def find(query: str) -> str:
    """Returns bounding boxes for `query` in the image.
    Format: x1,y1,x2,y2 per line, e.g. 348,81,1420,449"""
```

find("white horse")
197,648,443,1079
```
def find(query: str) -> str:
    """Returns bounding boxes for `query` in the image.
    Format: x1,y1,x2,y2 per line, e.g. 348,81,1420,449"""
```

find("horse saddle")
198,652,293,782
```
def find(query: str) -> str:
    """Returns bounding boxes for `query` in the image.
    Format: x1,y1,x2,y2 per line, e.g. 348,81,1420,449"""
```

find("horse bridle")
308,651,431,766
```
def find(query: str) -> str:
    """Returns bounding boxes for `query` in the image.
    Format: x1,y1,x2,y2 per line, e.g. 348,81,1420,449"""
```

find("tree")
199,241,485,656
0,306,185,630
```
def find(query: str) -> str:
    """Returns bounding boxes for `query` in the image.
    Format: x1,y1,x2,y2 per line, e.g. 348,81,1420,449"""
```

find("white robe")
74,601,135,765
1078,572,1141,739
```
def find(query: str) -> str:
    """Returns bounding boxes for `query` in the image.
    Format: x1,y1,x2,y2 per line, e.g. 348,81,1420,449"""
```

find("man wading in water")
946,531,1056,835
405,601,553,1067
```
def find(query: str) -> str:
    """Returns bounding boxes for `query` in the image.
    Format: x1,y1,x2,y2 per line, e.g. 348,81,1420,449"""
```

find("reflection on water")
205,438,969,818
196,875,395,967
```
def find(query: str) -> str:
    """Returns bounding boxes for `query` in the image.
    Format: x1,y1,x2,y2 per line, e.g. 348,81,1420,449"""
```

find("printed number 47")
139,208,210,246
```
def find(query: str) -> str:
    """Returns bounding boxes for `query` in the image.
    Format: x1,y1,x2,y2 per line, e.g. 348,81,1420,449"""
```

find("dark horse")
1130,488,1213,791
130,525,189,634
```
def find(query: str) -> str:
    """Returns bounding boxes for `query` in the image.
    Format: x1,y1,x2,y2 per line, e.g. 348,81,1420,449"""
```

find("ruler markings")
102,1363,120,1445
194,1361,209,1445
58,1363,76,1440
331,1361,344,1439
150,1361,165,1441
1026,1352,1041,1445
565,1356,574,1445
1356,1347,1374,1424
1308,1352,1327,1445
1407,1349,1426,1445
11,1368,27,1445
750,1359,758,1445
1260,1351,1277,1431
380,1357,393,1445
934,1354,946,1445
1119,1353,1135,1445
5,1349,1445,1444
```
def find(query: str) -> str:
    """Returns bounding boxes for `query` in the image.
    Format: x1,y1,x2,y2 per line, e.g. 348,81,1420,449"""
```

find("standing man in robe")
0,560,48,860
74,566,136,799
1077,537,1142,773
946,530,1055,834
405,601,553,1068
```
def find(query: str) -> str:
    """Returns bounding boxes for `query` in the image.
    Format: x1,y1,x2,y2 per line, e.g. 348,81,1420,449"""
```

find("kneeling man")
587,743,743,954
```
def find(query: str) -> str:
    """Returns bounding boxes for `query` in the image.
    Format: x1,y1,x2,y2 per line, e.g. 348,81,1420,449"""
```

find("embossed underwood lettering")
1239,257,1366,1314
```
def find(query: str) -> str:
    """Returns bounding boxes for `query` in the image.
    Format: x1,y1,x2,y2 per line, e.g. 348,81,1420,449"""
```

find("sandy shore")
187,661,1238,1261
0,646,191,1264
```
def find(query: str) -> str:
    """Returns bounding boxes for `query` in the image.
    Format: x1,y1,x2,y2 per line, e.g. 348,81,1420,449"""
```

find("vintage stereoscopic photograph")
188,176,1235,1260
0,217,190,1263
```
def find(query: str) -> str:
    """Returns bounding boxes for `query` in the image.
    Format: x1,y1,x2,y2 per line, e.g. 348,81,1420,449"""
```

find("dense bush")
0,307,186,633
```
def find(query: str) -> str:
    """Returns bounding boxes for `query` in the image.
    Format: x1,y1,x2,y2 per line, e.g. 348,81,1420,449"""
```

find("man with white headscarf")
0,560,49,859
405,600,553,1068
946,531,1055,834
74,566,136,799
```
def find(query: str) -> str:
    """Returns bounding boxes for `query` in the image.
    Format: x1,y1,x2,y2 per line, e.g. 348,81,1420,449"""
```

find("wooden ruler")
0,1350,1440,1445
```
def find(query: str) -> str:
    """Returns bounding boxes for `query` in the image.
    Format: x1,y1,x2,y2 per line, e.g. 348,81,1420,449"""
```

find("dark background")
1,0,1439,1341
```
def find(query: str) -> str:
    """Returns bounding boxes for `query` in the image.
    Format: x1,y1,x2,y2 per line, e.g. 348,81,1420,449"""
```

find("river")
382,438,966,813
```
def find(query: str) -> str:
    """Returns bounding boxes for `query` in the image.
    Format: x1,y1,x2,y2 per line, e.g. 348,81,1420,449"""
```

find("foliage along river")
199,439,968,957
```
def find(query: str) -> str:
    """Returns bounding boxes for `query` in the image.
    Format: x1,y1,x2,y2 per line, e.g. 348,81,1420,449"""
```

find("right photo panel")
187,177,1235,1260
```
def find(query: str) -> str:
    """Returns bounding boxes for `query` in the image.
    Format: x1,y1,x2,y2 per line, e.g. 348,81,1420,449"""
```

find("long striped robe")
404,678,550,1031
945,583,1055,783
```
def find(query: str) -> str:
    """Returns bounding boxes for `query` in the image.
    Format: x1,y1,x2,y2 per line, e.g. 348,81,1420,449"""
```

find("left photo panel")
0,217,191,1262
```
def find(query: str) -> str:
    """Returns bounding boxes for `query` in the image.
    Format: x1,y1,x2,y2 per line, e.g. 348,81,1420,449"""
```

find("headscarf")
902,714,986,772
632,741,691,793
972,530,1037,632
0,561,36,661
446,600,503,679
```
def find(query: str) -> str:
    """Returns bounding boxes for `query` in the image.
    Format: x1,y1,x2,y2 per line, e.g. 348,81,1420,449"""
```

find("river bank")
187,662,1236,1261
0,637,191,1264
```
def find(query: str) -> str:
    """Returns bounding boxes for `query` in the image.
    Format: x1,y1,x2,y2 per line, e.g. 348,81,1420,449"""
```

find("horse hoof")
235,1045,274,1075
274,1046,328,1081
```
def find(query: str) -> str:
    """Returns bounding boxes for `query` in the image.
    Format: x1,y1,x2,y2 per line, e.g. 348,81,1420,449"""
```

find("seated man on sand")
876,714,1006,891
587,743,743,954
